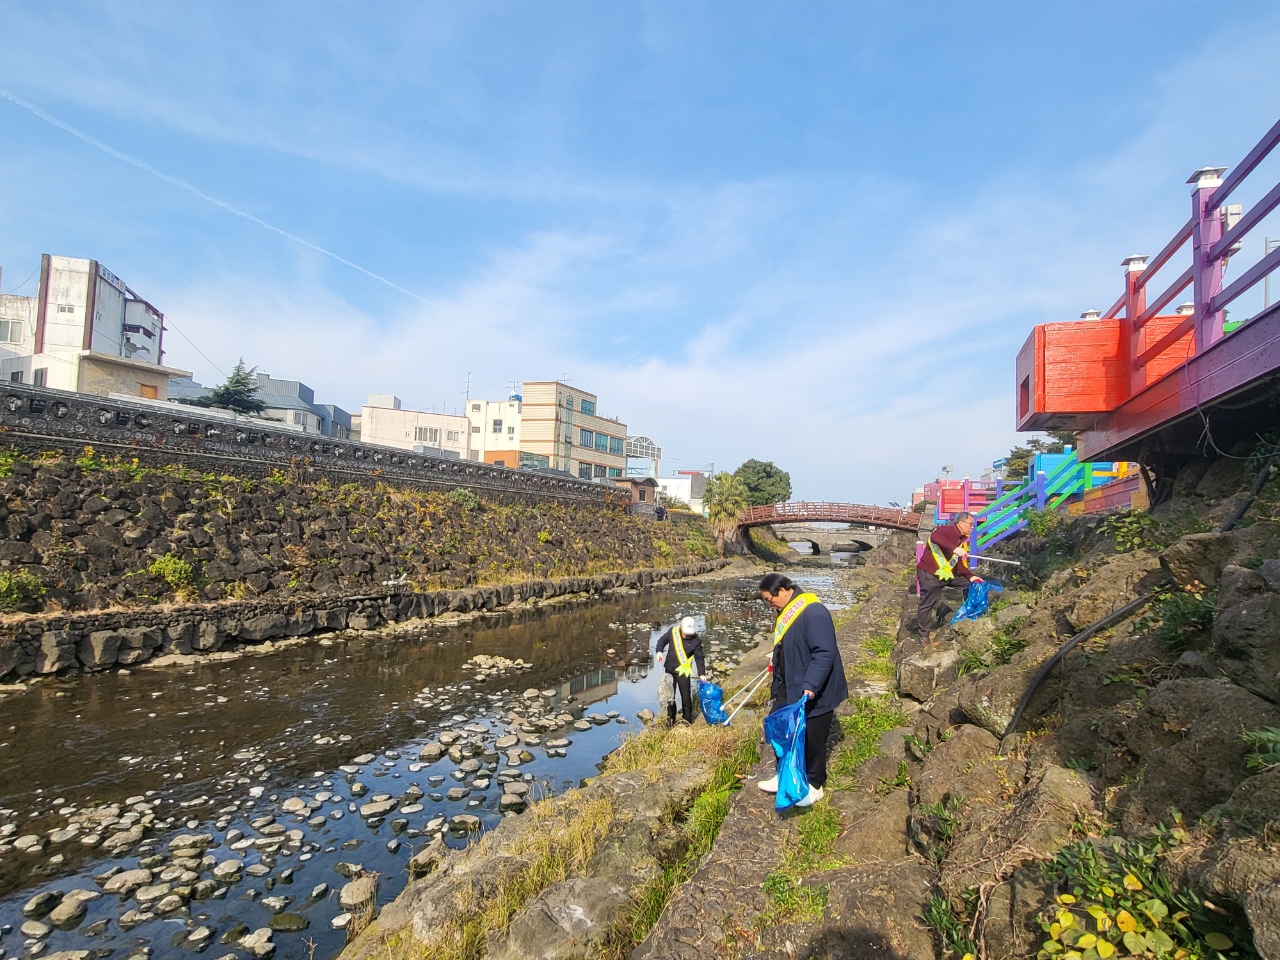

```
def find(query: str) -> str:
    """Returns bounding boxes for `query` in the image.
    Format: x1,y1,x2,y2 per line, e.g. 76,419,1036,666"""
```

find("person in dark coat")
756,573,849,806
916,511,983,637
654,616,707,724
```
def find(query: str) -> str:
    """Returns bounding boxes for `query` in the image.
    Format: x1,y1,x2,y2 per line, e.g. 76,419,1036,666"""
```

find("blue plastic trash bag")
763,698,810,811
950,579,1004,623
698,680,729,726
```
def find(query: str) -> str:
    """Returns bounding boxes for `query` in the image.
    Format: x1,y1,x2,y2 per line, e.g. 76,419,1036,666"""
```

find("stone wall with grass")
0,447,718,617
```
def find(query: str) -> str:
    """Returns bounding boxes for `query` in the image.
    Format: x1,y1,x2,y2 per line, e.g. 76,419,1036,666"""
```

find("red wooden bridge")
739,501,921,532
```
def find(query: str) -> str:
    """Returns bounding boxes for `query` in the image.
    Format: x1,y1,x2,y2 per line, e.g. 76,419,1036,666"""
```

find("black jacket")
655,627,706,677
769,600,849,716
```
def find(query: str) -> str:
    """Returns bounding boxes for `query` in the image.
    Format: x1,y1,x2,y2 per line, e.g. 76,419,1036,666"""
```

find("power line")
162,316,226,379
0,88,439,307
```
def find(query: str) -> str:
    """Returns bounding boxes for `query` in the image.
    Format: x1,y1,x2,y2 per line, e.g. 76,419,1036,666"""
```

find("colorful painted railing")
969,452,1114,555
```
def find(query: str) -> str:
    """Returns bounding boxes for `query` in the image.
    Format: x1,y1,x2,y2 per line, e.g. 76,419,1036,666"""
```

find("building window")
492,419,503,433
638,487,648,502
578,463,593,480
471,403,481,412
494,459,506,467
608,436,624,455
33,369,48,388
595,433,608,452
579,428,594,447
56,304,75,314
137,383,157,399
608,467,622,478
0,320,22,343
415,426,441,444
293,411,304,425
446,430,460,442
507,426,515,436
471,425,480,433
563,395,573,410
580,399,596,416
593,464,606,478
9,372,22,383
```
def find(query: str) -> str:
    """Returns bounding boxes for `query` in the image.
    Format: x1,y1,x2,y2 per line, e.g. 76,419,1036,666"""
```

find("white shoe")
796,786,825,807
757,776,778,794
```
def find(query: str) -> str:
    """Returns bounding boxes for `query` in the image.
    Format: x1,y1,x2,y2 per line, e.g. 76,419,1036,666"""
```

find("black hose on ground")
1218,439,1280,534
1001,593,1156,739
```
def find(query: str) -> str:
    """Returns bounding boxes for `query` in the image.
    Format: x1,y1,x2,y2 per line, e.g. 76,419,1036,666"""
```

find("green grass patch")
829,696,908,786
759,872,830,926
615,727,759,951
923,892,978,958
991,629,1029,665
852,633,897,681
0,567,46,613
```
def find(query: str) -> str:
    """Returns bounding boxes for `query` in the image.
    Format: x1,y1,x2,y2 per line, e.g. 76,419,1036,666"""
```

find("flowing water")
0,578,779,960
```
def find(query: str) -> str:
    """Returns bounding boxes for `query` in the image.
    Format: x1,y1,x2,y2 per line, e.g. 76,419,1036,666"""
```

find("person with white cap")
654,616,707,724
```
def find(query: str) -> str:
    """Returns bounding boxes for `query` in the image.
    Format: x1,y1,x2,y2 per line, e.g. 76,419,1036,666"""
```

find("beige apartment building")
520,381,627,480
358,394,470,459
465,395,526,468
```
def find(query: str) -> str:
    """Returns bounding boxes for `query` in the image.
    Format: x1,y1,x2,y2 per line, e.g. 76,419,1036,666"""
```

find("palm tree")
704,472,749,554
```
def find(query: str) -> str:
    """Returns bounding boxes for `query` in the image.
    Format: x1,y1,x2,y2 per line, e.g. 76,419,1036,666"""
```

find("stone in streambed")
22,891,61,918
338,876,377,910
48,897,87,929
238,927,275,959
269,913,308,933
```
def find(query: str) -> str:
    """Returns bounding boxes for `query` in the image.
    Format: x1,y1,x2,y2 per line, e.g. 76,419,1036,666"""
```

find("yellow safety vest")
670,626,695,677
773,593,820,647
929,538,967,582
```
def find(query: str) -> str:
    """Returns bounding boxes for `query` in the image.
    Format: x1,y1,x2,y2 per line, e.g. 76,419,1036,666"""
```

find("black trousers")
917,569,966,635
772,706,835,789
667,673,694,723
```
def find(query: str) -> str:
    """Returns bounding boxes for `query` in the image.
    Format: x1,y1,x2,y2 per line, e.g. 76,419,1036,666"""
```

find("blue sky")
2,2,1279,502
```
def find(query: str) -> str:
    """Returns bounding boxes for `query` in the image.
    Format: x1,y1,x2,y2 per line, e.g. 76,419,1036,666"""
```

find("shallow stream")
0,577,790,960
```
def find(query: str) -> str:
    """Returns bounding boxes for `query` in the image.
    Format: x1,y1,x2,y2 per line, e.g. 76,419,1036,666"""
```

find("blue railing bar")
1210,179,1280,262
1210,117,1280,209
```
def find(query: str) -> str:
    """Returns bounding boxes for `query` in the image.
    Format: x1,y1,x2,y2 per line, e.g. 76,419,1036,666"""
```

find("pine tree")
185,359,265,414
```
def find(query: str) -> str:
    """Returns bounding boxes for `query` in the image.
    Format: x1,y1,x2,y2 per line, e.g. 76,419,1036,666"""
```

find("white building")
359,395,470,459
464,395,526,468
0,255,190,397
657,473,709,513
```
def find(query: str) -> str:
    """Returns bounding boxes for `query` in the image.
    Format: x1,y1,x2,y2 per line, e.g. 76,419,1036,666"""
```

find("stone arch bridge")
775,524,893,554
739,502,921,554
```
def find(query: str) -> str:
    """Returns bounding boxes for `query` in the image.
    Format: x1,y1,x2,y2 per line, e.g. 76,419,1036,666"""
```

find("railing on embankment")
968,455,1141,555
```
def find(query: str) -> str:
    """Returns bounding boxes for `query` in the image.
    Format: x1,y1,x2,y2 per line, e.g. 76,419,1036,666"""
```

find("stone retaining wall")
0,383,613,503
0,560,726,681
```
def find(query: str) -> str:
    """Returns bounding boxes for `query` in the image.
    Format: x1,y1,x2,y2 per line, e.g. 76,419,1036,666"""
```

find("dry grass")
383,795,616,960
601,718,755,776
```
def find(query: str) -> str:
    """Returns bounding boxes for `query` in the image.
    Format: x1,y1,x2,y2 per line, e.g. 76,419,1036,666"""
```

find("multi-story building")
359,394,470,459
0,255,190,398
519,381,627,480
657,472,709,513
464,395,531,468
168,372,352,438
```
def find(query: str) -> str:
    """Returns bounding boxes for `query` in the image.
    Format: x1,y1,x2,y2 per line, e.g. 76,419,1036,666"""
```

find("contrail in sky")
0,88,435,306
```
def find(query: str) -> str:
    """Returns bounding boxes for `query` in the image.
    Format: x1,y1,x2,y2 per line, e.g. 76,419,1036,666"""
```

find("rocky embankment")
0,446,723,682
0,448,716,612
649,453,1279,960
